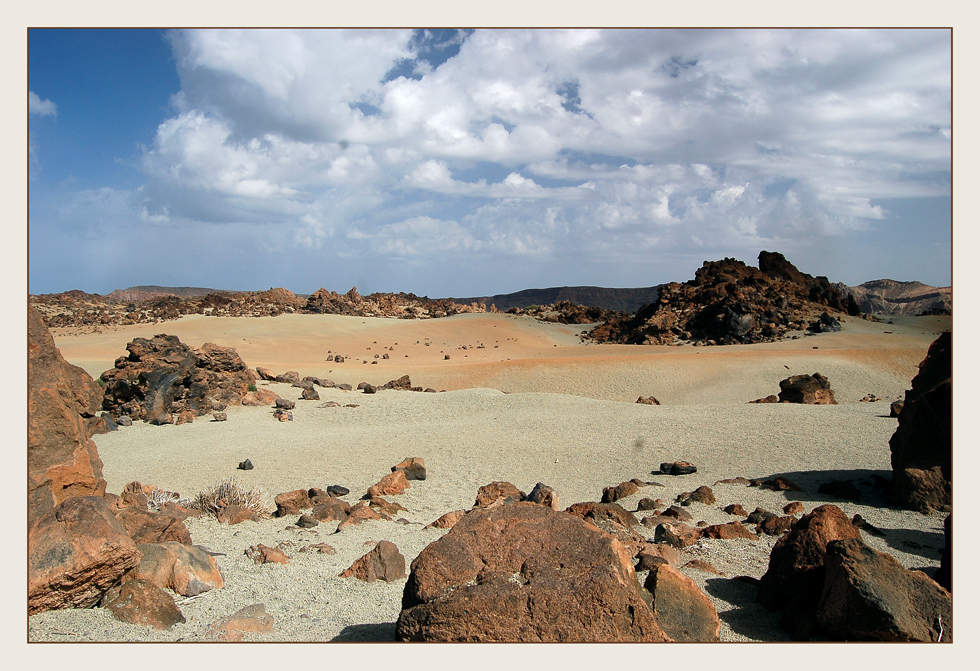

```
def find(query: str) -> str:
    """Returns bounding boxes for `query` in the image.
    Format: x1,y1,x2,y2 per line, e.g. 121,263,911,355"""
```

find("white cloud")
29,91,57,116
63,28,946,293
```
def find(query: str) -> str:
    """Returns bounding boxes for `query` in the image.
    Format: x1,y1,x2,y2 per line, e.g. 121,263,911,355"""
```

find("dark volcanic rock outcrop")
816,538,951,641
396,502,669,642
588,252,858,346
889,331,951,513
28,306,107,523
100,334,256,422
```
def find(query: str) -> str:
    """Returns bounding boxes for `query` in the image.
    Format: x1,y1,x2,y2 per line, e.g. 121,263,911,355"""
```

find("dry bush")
146,488,192,510
193,478,273,519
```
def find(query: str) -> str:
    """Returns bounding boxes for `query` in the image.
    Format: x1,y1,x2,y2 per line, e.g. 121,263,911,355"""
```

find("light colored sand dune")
30,312,950,643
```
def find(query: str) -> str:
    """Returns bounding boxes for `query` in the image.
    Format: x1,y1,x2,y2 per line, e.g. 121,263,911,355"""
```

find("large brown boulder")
396,502,669,642
28,496,142,614
757,504,861,612
339,540,406,582
816,538,951,641
99,334,255,422
643,564,721,641
778,373,837,404
889,331,951,513
28,306,107,524
114,507,193,545
128,542,224,597
101,579,186,630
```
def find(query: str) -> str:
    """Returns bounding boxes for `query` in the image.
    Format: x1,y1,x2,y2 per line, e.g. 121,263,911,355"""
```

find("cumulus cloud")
29,91,57,116
53,28,947,292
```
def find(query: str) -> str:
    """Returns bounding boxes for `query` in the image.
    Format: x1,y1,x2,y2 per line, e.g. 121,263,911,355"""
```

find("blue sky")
28,28,951,297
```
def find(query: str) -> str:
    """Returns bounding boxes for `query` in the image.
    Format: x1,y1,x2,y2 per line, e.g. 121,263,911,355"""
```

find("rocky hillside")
835,279,951,316
30,286,492,331
452,285,660,313
587,251,861,346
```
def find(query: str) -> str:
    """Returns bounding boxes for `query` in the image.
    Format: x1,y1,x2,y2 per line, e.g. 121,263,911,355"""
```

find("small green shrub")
248,384,257,392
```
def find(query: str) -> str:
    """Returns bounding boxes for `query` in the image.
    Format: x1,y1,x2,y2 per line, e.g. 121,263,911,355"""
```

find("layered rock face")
100,334,256,422
889,331,951,513
28,306,107,523
396,502,669,642
588,251,859,346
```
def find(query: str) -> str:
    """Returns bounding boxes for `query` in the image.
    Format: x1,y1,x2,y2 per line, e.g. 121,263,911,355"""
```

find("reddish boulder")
100,334,256,422
723,503,749,516
474,481,525,507
28,307,107,524
115,507,192,544
783,501,805,516
367,470,410,498
208,603,274,641
635,542,682,571
677,485,716,506
817,538,951,641
392,456,427,481
526,482,560,510
340,540,407,582
242,388,280,406
602,481,639,503
425,510,466,530
216,504,260,525
644,564,721,641
701,521,758,540
101,579,186,630
757,504,861,612
310,497,351,522
889,332,951,513
777,373,837,404
28,496,142,614
396,502,669,642
245,544,289,565
757,515,797,536
565,501,645,556
336,505,391,531
653,522,702,548
274,488,313,517
129,541,224,596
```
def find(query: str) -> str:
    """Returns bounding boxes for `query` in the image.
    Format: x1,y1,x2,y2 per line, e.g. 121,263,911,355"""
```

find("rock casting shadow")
881,526,946,561
752,469,893,508
702,577,793,642
331,622,397,642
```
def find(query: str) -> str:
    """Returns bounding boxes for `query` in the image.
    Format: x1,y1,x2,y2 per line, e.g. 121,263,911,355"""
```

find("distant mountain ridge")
833,279,951,316
105,285,227,302
449,285,661,313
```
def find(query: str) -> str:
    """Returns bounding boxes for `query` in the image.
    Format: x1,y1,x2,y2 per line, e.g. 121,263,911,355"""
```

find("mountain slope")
450,285,660,313
835,280,951,316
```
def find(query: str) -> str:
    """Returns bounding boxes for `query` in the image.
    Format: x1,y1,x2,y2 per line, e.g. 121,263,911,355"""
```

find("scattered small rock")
237,459,254,471
660,461,698,476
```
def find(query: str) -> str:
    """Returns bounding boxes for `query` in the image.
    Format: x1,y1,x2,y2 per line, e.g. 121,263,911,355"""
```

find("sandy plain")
27,311,952,644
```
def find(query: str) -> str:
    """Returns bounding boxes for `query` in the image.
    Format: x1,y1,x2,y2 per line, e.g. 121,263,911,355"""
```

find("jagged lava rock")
889,331,951,513
340,540,406,582
101,579,186,630
757,504,861,612
28,306,107,523
28,496,142,615
130,542,224,596
100,334,255,422
643,564,721,642
396,502,669,642
778,373,837,404
816,538,951,641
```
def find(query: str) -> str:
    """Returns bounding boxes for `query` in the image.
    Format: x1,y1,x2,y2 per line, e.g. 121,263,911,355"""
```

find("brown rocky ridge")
586,251,861,346
30,284,494,331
